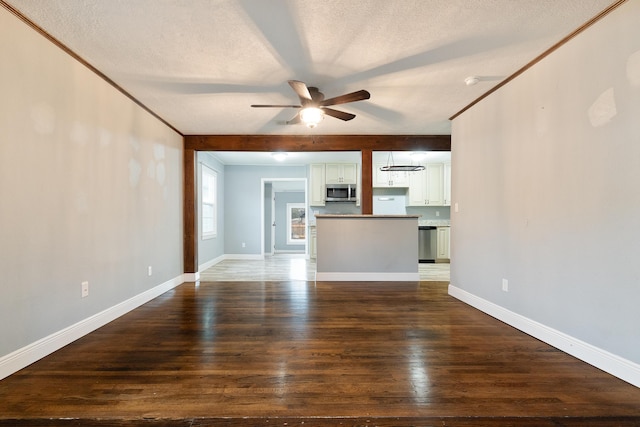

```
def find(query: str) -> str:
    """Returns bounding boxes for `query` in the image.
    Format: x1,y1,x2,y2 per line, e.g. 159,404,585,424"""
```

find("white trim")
260,178,308,260
448,284,640,388
224,254,264,261
0,275,184,381
274,250,305,254
183,272,200,282
201,164,218,239
315,272,420,281
286,202,306,246
198,254,226,271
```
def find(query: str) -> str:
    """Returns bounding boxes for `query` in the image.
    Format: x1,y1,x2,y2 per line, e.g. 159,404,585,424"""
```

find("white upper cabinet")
407,167,428,205
426,163,444,206
325,163,357,184
406,163,449,206
373,164,409,188
444,163,451,206
309,164,326,206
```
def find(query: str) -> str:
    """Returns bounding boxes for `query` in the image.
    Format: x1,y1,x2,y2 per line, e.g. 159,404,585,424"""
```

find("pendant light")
379,151,425,172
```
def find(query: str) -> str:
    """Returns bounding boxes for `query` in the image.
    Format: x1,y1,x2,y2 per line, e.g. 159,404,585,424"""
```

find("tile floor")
199,254,450,281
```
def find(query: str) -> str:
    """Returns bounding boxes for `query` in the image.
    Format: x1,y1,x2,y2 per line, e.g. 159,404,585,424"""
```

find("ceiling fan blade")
322,107,356,121
321,89,370,107
251,104,301,108
286,112,301,125
288,80,313,103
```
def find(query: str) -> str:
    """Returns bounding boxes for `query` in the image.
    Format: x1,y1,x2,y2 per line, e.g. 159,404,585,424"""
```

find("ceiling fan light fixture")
300,107,324,128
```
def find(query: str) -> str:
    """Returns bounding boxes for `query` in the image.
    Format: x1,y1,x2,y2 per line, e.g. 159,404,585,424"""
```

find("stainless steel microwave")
326,184,357,202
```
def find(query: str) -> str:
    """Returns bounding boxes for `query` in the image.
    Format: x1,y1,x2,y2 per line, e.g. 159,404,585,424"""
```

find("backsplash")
310,203,361,224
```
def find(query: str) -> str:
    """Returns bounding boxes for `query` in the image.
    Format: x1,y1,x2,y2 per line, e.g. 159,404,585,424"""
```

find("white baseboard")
0,274,184,381
315,272,420,281
224,254,264,260
198,254,226,271
183,272,200,282
448,284,640,388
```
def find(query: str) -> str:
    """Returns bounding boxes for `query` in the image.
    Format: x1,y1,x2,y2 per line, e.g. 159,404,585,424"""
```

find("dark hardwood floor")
1,280,639,426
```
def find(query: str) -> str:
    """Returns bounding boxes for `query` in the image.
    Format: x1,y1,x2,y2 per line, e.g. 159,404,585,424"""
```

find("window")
286,203,306,245
201,165,217,239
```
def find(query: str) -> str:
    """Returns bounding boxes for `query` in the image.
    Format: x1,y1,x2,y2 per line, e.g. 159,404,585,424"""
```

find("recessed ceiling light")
271,152,288,161
410,151,428,161
465,76,479,86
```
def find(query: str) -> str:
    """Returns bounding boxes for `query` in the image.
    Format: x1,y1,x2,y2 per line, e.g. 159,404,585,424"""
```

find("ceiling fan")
251,80,370,128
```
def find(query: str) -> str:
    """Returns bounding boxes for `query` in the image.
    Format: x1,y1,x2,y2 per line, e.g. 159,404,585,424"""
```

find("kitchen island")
315,214,420,281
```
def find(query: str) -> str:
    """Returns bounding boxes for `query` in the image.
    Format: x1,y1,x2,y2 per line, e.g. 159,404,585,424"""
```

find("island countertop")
315,214,421,218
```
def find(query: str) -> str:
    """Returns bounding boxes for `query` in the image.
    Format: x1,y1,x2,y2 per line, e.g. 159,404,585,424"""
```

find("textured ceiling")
5,0,616,136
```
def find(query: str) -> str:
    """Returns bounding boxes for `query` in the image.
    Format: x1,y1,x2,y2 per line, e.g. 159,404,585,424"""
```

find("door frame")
260,178,308,259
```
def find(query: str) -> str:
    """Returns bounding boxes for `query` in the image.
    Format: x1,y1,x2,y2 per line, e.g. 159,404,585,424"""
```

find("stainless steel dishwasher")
418,226,437,263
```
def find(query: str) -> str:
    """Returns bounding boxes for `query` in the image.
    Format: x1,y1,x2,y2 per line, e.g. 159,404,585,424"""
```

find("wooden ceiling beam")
184,135,451,152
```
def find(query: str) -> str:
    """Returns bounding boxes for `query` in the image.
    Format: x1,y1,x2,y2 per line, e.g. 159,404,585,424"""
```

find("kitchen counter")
315,214,419,281
419,219,451,226
316,214,421,218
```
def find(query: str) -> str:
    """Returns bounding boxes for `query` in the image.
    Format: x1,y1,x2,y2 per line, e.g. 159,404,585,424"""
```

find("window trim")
286,203,306,245
201,164,217,240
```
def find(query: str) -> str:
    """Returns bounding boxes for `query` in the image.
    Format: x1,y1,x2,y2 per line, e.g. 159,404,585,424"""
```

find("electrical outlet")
81,281,89,298
148,266,152,276
436,211,440,217
502,279,509,292
454,203,459,213
242,242,246,248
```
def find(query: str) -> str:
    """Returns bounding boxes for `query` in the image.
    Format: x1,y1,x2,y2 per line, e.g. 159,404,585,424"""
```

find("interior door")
270,194,276,256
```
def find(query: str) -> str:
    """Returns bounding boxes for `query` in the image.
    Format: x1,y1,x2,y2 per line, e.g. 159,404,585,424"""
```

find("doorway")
261,178,308,258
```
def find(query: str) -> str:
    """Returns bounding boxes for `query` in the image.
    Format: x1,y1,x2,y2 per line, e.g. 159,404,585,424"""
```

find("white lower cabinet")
437,226,450,260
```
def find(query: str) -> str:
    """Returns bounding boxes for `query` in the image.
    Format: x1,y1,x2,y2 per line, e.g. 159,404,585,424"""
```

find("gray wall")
224,165,307,255
274,191,305,251
451,0,640,364
0,8,183,357
197,152,225,267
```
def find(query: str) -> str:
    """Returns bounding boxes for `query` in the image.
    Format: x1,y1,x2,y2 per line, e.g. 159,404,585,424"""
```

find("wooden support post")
183,148,198,275
361,149,372,214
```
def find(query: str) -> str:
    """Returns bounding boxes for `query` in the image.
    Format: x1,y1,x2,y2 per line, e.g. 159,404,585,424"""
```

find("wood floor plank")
0,280,639,426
